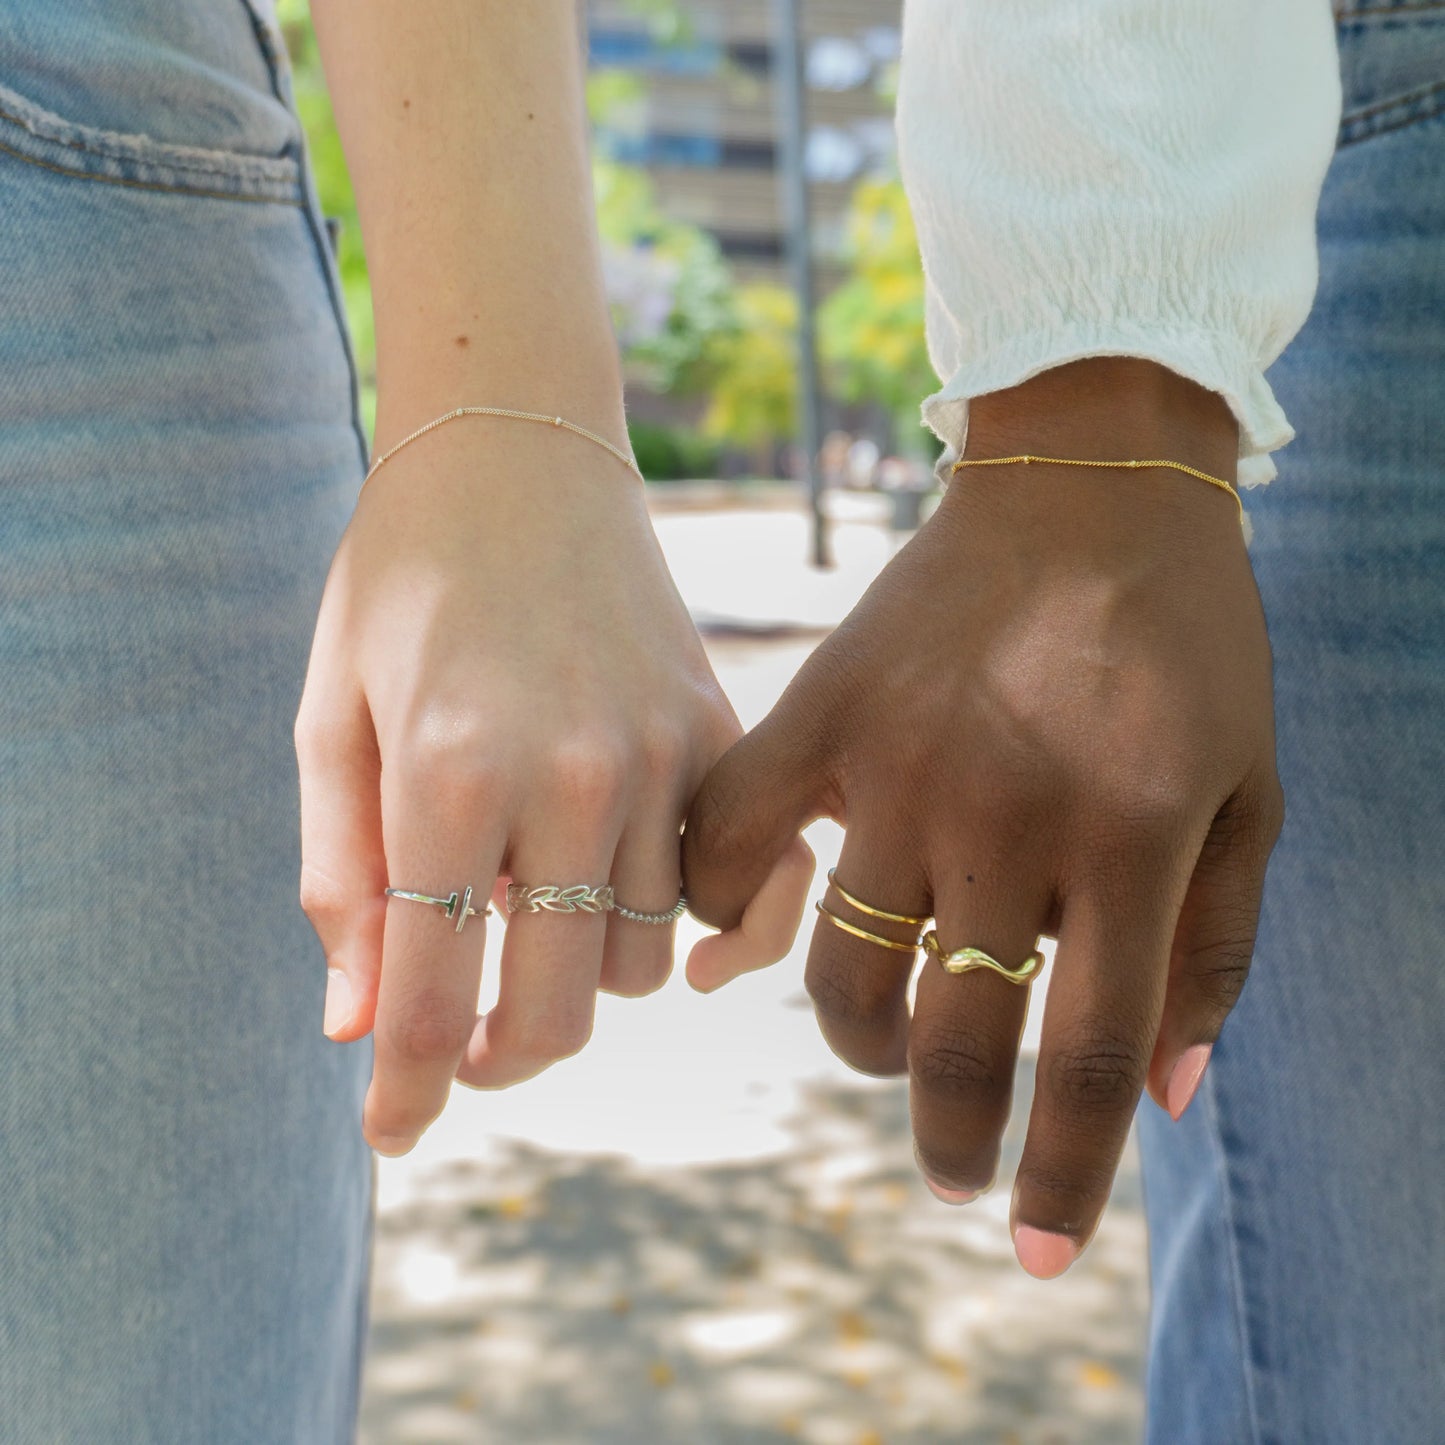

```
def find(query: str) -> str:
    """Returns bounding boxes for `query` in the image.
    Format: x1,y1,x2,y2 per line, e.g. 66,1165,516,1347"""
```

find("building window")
716,232,786,261
720,138,777,169
726,41,772,74
588,26,721,76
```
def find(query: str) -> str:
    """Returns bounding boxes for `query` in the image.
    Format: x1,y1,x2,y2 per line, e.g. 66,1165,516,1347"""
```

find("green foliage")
273,2,937,470
626,419,722,481
276,2,727,443
817,176,935,454
616,0,694,44
275,0,376,438
699,284,799,448
593,161,737,396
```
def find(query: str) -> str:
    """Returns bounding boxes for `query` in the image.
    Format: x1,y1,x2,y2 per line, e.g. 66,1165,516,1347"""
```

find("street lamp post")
773,0,832,568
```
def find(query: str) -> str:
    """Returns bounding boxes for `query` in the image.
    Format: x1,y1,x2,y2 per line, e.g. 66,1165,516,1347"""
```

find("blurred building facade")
586,0,903,290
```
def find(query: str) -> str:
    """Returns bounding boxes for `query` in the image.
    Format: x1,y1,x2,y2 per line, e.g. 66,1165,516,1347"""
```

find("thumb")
681,708,832,930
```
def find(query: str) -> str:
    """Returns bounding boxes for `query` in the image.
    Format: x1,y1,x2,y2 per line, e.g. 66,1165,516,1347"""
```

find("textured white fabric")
895,0,1344,491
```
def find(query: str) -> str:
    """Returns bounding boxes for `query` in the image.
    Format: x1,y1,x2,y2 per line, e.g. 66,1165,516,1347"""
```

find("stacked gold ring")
815,868,928,953
814,868,1044,985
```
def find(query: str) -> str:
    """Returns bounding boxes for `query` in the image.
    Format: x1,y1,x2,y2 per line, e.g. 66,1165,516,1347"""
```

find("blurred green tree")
699,283,799,473
817,175,935,456
276,0,734,466
274,0,375,435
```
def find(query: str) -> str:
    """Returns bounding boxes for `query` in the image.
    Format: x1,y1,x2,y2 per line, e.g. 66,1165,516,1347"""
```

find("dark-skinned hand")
681,357,1285,1279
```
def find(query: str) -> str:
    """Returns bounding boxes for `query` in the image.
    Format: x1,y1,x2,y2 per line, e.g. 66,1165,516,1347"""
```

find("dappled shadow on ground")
360,1063,1147,1445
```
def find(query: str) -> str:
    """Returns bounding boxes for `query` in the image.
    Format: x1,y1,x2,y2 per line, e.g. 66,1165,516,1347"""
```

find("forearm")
309,0,624,449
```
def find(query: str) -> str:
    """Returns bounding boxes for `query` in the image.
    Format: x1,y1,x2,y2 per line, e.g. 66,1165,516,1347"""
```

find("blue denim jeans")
0,4,375,1442
1137,5,1445,1442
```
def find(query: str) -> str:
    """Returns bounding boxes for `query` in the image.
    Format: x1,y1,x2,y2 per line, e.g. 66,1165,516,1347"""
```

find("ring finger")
598,804,687,998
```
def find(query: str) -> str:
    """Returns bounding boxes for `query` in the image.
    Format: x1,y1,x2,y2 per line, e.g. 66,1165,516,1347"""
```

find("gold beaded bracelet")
362,406,644,490
951,452,1243,526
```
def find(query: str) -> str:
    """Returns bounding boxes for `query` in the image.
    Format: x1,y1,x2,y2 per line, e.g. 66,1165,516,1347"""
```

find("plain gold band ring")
815,901,922,954
826,868,932,926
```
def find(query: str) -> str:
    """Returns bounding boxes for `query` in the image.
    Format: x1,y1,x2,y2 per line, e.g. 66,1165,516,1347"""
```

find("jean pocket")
0,78,304,206
1335,2,1445,145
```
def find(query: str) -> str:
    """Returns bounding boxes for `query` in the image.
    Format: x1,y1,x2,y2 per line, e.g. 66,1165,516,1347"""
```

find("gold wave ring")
921,931,1044,985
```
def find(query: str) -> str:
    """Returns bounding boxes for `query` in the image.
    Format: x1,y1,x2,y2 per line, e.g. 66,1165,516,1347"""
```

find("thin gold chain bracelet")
362,406,644,489
951,452,1243,526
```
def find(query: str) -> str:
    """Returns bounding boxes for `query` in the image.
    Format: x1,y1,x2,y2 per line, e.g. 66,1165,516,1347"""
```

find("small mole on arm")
966,875,975,883
402,98,411,110
454,335,470,348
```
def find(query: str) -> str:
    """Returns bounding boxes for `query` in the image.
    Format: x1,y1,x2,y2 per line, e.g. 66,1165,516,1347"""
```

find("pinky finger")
1147,778,1283,1120
684,836,816,993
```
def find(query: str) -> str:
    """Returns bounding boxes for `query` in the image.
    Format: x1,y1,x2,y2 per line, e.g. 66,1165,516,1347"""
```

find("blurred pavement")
358,494,1149,1445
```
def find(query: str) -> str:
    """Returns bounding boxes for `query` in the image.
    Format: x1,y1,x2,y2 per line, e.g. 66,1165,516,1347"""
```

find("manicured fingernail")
1013,1225,1079,1279
925,1178,979,1205
1167,1042,1213,1121
323,968,353,1038
370,1135,416,1157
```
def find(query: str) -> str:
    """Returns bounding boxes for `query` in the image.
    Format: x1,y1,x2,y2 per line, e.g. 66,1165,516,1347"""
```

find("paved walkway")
359,500,1148,1445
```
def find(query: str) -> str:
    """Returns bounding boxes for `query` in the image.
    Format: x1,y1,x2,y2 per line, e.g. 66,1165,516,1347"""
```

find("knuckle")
497,1010,595,1066
1046,1035,1145,1119
915,1139,996,1193
909,1020,1009,1101
1183,935,1255,1015
685,762,753,870
382,993,473,1066
298,862,348,929
805,961,890,1033
604,963,671,1000
1016,1155,1117,1227
547,734,629,822
394,719,504,801
636,716,689,787
292,707,325,763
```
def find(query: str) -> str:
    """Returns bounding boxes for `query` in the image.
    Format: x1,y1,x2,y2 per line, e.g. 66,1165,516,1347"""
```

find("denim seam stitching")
1342,76,1445,124
0,97,298,185
1334,1,1445,15
0,135,304,206
1202,1068,1266,1445
1338,82,1445,145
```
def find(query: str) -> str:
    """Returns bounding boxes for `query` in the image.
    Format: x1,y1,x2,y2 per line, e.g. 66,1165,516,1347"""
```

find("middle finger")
454,823,621,1089
908,859,1054,1201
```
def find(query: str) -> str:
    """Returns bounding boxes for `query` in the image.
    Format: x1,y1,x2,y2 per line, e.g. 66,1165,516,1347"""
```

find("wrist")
372,350,629,463
962,356,1239,482
937,356,1246,543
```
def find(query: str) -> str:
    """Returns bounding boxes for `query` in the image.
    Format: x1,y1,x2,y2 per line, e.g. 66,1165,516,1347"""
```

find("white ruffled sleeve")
895,0,1343,492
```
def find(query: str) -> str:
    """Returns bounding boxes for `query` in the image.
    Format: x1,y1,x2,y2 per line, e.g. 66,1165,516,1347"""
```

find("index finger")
364,769,505,1154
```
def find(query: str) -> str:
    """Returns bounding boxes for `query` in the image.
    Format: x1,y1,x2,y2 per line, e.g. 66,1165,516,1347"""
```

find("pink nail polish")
925,1178,979,1205
323,968,353,1038
1167,1043,1213,1121
1014,1225,1079,1279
